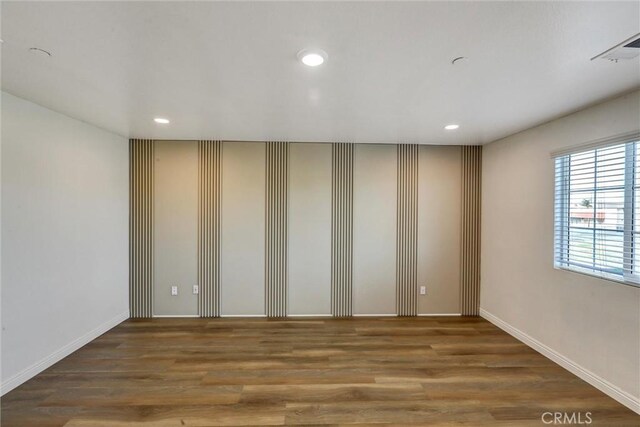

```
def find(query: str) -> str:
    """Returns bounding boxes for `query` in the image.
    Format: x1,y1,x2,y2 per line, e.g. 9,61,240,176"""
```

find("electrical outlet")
193,285,199,294
171,286,178,296
420,286,426,295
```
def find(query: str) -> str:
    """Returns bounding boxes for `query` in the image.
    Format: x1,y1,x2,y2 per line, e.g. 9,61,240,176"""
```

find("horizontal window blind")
550,131,640,158
554,139,640,287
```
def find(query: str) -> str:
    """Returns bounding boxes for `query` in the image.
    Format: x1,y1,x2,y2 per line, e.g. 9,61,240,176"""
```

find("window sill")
554,265,640,289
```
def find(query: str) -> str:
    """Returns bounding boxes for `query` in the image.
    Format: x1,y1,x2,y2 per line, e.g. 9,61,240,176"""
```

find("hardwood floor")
2,317,638,426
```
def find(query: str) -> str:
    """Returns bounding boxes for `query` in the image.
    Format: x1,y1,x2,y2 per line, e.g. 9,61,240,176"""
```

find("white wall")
1,92,129,393
481,90,640,412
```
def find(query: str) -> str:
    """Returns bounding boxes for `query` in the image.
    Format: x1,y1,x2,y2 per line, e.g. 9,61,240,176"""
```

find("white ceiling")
2,1,639,145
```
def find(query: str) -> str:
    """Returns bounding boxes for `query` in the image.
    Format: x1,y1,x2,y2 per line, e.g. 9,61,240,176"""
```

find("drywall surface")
481,90,640,408
289,143,332,315
221,142,266,315
149,140,464,317
1,92,128,393
418,145,462,314
153,140,198,316
353,144,397,314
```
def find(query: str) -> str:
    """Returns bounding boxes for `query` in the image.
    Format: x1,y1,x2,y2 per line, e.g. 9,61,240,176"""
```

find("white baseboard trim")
287,314,332,317
479,308,640,415
220,314,267,318
417,313,462,316
153,315,199,318
353,314,396,317
1,310,129,396
215,314,460,318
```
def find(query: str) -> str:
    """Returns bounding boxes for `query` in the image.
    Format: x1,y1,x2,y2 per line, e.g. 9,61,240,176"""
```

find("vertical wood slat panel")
396,144,418,316
198,140,222,317
331,143,354,317
129,139,154,318
460,145,482,316
265,142,289,317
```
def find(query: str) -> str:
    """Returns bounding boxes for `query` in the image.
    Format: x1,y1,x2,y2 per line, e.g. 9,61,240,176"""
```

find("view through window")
554,139,640,286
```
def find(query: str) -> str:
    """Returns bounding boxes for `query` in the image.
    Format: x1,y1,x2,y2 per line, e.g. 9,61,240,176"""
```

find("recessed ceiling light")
444,124,459,130
297,49,327,67
154,117,170,124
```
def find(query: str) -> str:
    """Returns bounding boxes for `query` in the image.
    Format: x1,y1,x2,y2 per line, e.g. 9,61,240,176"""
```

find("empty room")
1,1,640,426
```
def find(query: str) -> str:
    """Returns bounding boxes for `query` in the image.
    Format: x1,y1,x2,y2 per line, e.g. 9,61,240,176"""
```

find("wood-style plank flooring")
2,317,639,426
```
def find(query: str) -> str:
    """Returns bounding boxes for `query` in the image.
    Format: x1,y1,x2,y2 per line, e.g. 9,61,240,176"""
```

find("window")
554,137,640,287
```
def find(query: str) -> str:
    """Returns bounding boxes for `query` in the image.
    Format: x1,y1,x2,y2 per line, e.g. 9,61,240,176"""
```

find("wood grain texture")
2,317,638,426
129,138,154,318
460,145,482,316
198,140,222,317
265,141,289,317
331,143,354,317
397,144,418,316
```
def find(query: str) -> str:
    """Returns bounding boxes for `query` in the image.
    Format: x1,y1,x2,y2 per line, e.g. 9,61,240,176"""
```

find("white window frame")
553,134,640,288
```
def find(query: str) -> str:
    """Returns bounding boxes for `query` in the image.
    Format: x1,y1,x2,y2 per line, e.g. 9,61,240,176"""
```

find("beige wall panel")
153,140,198,316
353,144,397,314
289,143,332,315
221,142,266,315
418,145,462,314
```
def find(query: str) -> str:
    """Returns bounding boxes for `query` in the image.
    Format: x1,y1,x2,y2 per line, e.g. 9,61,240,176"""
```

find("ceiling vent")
592,33,640,62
